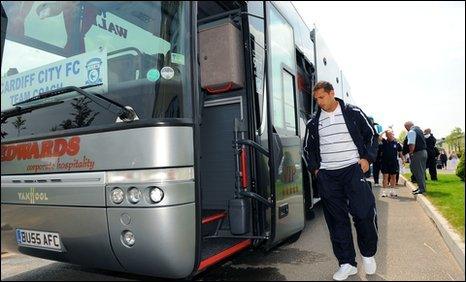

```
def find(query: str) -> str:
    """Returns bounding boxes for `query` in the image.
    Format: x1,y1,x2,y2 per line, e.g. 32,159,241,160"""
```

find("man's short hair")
313,81,334,93
404,121,414,128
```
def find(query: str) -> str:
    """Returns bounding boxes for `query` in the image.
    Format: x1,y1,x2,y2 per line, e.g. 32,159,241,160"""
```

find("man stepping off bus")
304,81,379,281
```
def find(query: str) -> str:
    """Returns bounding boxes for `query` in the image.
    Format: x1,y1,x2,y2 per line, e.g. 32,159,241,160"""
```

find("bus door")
264,2,305,246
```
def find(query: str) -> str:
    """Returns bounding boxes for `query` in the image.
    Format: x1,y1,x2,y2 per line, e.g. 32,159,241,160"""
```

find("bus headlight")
111,188,125,204
127,187,141,204
122,230,135,247
149,186,164,203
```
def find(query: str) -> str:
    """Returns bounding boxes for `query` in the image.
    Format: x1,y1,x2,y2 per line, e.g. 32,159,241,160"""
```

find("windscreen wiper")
2,85,137,123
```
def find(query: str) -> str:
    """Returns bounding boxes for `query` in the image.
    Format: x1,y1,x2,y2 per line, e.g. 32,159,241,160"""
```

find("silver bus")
1,1,351,278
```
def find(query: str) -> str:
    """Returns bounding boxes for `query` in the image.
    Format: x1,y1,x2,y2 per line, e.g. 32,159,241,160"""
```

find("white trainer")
333,263,358,281
362,256,377,275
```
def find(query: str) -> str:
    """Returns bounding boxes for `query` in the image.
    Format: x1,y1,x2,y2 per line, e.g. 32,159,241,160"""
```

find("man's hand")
314,169,319,176
358,159,369,173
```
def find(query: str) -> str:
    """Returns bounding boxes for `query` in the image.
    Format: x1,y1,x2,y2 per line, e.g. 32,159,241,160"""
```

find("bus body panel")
1,126,194,175
1,204,124,272
1,126,197,277
107,203,196,278
340,71,353,104
313,29,344,99
1,172,106,206
272,135,305,243
275,195,305,240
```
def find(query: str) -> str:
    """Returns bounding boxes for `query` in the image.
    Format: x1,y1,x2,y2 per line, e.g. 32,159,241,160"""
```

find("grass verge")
404,172,464,240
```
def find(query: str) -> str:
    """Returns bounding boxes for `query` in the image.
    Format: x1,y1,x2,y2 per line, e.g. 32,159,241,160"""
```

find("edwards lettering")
1,137,80,162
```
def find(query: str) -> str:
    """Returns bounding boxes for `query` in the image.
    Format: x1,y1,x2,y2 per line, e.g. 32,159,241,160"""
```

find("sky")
292,1,465,139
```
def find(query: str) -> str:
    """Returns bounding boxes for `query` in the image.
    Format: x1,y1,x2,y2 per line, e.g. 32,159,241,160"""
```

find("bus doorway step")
199,238,252,271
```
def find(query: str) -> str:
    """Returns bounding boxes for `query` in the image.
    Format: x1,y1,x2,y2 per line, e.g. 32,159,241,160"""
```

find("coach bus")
1,1,352,278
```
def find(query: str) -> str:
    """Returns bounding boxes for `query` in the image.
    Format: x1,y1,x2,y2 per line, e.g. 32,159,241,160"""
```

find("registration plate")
16,229,62,251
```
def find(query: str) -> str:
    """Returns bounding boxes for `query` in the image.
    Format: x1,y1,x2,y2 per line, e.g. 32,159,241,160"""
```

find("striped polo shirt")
319,104,360,170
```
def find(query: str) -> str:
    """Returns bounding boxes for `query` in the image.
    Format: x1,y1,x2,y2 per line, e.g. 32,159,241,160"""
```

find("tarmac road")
1,182,465,281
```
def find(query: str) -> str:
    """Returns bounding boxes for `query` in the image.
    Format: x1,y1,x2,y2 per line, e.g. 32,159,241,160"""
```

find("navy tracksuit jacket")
303,98,379,267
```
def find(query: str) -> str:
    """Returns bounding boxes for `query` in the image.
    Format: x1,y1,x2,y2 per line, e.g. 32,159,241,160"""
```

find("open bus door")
195,1,307,263
262,1,305,248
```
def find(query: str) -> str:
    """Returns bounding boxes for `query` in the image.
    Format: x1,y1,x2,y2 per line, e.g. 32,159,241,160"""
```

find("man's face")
314,88,335,111
387,131,394,141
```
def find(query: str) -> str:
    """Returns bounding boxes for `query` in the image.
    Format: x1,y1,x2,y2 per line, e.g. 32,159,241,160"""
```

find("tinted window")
268,6,297,137
1,1,191,141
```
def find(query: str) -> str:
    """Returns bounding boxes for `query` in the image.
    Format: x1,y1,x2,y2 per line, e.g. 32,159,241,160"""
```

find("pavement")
401,175,465,273
2,180,465,281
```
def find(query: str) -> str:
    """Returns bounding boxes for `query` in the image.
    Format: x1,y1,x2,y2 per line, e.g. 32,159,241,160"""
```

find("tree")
59,98,99,130
444,127,465,157
456,153,464,181
1,119,8,139
398,130,407,142
12,116,27,136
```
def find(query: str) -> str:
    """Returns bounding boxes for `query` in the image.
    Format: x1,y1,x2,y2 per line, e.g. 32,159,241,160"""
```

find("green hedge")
456,153,465,181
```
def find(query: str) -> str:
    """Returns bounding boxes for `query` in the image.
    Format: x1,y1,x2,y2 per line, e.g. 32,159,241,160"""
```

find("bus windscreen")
1,1,192,140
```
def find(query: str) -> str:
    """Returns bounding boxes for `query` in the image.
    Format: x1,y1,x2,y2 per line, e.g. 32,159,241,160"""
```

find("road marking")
423,242,438,255
446,272,454,281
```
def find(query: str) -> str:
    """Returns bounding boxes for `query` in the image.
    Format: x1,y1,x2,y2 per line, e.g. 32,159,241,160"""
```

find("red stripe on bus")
198,239,252,271
240,146,248,189
202,211,227,225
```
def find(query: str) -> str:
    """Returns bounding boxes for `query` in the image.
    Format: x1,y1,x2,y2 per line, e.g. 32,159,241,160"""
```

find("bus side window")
296,53,314,120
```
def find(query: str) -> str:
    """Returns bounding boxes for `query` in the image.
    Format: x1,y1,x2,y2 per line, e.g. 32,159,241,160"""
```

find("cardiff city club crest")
85,58,103,85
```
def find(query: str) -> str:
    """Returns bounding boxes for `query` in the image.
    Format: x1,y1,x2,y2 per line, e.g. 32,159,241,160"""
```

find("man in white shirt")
304,81,379,281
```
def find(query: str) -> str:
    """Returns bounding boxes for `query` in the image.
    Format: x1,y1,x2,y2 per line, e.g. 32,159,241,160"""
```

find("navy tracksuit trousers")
317,163,378,267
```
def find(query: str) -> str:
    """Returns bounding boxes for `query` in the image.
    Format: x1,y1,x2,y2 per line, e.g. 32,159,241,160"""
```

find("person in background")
449,152,459,170
373,135,383,187
404,121,427,195
440,150,448,169
380,130,403,197
396,139,404,184
402,134,417,183
424,128,438,181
